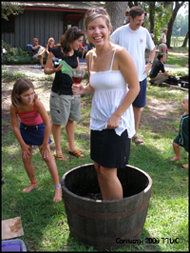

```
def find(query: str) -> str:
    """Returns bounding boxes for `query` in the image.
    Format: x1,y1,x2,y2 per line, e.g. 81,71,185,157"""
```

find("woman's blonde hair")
11,78,38,108
84,8,112,32
48,37,54,43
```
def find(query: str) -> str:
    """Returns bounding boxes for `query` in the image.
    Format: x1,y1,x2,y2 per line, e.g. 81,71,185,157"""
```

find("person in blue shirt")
32,38,46,68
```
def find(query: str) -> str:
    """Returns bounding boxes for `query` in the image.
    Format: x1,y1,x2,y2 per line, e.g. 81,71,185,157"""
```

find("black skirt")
90,129,131,169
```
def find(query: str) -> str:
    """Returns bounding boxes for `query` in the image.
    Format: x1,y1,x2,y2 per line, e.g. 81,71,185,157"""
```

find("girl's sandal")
54,153,65,160
132,136,144,146
69,150,84,158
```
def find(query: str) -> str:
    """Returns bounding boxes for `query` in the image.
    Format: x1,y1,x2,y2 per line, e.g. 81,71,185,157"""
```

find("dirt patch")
2,96,180,135
169,48,189,54
1,80,52,133
140,98,180,133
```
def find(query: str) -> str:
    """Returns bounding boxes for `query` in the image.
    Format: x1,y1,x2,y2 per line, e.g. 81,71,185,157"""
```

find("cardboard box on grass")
1,217,26,251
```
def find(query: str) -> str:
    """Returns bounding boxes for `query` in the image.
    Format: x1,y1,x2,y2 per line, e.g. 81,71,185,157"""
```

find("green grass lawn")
170,36,189,48
1,51,188,251
167,52,188,67
166,47,188,67
150,47,188,78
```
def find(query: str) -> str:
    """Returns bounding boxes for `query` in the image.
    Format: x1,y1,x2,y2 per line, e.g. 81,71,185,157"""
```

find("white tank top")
89,49,135,137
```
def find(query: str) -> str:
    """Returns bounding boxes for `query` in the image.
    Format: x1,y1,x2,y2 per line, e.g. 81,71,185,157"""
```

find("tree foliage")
167,1,185,48
1,2,24,20
1,1,188,49
172,13,189,36
181,30,189,47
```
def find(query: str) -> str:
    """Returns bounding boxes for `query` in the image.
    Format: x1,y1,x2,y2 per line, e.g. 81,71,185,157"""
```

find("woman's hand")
44,51,63,75
72,83,84,95
54,64,63,73
106,114,121,129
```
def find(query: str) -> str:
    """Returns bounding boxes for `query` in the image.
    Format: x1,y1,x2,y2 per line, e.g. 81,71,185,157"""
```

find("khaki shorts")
50,91,81,125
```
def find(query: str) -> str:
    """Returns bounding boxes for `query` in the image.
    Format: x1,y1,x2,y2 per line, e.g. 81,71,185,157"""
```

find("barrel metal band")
63,198,150,219
70,225,143,244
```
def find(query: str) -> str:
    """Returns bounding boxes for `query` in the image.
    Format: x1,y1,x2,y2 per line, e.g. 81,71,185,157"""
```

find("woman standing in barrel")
72,8,139,200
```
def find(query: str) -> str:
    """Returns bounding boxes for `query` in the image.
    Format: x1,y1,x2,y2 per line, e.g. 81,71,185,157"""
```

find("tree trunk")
105,2,128,33
167,1,185,48
149,2,155,32
181,30,189,47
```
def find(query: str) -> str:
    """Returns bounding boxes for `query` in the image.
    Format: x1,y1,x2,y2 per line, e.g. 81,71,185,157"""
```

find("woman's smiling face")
72,36,84,51
86,17,111,46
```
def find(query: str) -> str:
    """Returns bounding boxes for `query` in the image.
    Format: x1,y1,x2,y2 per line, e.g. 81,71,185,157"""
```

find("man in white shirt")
111,6,156,145
160,28,167,43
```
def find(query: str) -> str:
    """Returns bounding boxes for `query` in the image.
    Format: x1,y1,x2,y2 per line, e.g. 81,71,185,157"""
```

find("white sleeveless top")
89,49,135,137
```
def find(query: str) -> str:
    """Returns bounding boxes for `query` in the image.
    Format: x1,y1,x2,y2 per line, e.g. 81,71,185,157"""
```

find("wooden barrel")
61,163,152,250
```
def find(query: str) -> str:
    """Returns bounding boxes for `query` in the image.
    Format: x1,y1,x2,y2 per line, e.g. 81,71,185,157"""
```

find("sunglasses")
85,8,107,17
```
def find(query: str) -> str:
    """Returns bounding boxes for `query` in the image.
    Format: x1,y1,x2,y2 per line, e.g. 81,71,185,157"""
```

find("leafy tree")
181,30,189,47
1,2,24,20
149,2,155,32
147,2,172,44
172,13,188,36
167,1,185,48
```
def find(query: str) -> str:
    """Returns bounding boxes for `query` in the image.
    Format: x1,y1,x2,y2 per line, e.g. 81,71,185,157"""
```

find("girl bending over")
10,78,62,202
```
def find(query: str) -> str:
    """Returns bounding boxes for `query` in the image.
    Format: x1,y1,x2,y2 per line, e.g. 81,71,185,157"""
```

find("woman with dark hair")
149,53,171,86
44,26,85,160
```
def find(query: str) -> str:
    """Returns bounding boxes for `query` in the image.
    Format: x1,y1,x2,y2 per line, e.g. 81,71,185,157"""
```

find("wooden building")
1,1,105,51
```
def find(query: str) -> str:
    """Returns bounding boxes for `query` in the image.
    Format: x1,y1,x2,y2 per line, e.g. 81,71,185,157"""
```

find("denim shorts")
132,78,147,108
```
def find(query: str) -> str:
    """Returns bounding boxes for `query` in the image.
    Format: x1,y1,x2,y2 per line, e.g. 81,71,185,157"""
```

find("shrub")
1,40,39,64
